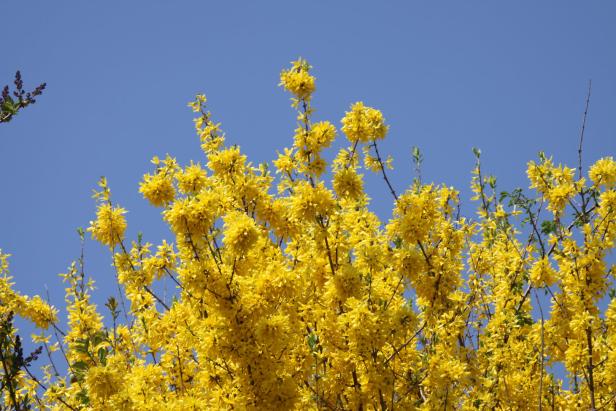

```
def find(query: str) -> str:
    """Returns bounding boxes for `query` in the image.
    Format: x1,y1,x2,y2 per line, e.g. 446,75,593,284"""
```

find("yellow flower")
273,147,296,175
22,296,57,329
527,157,576,215
86,365,122,400
290,181,335,221
223,211,259,255
589,156,616,188
139,172,175,207
295,121,336,153
333,167,364,200
207,146,246,177
88,203,127,247
279,58,315,100
0,250,10,274
163,190,220,235
176,162,207,194
187,93,206,112
341,102,388,143
529,256,557,287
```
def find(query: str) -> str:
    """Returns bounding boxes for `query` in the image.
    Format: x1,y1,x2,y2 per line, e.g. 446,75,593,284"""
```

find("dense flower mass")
87,204,127,248
341,101,389,143
1,59,615,410
140,172,176,207
589,156,616,188
279,58,315,101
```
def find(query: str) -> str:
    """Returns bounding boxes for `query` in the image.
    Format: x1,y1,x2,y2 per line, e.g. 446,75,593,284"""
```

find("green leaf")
74,338,89,354
538,151,547,162
76,389,90,405
98,347,107,365
411,146,423,165
540,220,557,235
487,176,496,189
71,360,89,373
1,99,16,115
514,311,533,327
307,333,318,352
92,331,106,346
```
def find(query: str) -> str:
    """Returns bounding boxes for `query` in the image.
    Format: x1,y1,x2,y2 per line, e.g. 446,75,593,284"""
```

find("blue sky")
1,2,615,341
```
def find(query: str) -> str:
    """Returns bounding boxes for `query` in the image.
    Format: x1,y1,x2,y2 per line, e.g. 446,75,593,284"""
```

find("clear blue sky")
1,2,615,330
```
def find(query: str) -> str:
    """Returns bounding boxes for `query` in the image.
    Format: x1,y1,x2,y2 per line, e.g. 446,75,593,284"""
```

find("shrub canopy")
1,59,616,410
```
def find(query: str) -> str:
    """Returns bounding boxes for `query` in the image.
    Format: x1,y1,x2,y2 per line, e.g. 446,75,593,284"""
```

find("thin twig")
385,321,426,364
578,80,592,180
372,140,398,201
117,236,169,311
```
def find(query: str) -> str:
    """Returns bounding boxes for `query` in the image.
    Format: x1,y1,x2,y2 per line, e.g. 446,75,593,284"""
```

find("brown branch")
385,321,426,365
371,140,398,201
316,215,337,277
345,139,360,169
117,237,169,311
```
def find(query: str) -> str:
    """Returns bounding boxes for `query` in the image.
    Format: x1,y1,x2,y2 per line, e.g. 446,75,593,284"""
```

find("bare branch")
578,80,592,180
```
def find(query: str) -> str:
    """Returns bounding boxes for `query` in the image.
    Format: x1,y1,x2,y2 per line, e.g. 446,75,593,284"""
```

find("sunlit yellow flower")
88,203,127,247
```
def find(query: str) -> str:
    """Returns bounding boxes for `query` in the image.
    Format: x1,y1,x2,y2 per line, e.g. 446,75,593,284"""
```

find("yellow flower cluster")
0,252,58,329
2,59,615,411
341,101,389,143
333,166,364,200
87,203,127,248
529,256,557,287
279,58,315,101
294,121,336,153
176,162,207,194
527,156,577,215
140,172,175,207
223,211,259,255
589,156,616,188
88,178,127,248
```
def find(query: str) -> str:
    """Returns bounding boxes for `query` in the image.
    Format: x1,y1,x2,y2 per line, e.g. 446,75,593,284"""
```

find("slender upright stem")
372,140,398,201
577,80,592,180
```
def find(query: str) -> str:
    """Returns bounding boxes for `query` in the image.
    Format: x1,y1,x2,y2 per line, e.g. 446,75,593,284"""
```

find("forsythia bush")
1,59,615,410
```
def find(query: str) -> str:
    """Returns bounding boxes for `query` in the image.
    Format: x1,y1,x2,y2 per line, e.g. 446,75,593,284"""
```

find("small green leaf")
76,389,90,405
538,151,547,162
72,360,89,373
1,99,16,115
514,311,533,327
540,220,557,235
486,175,496,189
98,347,107,365
307,333,318,352
74,338,89,354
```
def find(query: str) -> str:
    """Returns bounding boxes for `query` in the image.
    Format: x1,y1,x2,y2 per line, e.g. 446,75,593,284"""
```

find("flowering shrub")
1,59,615,410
